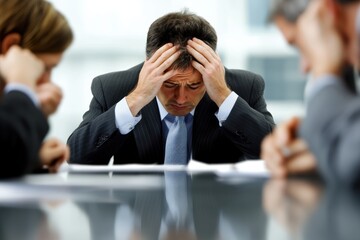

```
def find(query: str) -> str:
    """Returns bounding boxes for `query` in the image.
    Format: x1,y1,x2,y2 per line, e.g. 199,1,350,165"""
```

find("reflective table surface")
0,171,358,240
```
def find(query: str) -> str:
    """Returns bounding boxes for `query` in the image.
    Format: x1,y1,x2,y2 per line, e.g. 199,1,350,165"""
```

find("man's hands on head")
261,116,317,178
187,38,231,107
126,43,181,116
0,45,45,90
127,39,232,115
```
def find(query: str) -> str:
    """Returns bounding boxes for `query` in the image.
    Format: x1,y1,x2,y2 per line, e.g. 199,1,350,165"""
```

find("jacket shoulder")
225,68,264,91
89,63,143,105
226,68,263,82
94,63,143,85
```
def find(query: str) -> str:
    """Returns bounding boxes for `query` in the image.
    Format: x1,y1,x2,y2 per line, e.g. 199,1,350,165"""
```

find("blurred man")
262,0,360,185
68,10,275,165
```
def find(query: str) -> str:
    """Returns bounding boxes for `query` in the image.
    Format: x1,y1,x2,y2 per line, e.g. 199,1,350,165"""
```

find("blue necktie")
165,115,187,165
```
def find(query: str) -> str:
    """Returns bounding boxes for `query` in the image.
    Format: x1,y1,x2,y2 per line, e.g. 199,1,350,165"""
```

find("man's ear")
1,33,21,54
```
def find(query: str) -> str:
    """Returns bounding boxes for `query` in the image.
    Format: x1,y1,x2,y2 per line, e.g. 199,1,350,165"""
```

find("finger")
187,43,210,67
192,38,218,59
283,139,309,157
148,43,173,63
274,119,299,147
46,144,68,173
261,134,287,165
261,135,288,178
42,143,66,165
64,145,70,161
286,151,317,175
263,179,287,213
43,138,59,147
162,68,177,82
191,60,206,75
148,45,179,71
188,39,221,69
155,49,181,75
50,157,66,173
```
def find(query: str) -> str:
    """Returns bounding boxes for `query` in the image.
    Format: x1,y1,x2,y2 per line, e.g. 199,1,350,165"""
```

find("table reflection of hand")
263,179,323,236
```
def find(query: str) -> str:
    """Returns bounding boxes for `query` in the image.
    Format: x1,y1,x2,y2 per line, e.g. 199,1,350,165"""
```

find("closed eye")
187,82,202,90
163,81,178,88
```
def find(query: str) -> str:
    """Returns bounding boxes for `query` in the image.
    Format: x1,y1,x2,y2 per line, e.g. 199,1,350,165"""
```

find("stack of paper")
62,160,269,177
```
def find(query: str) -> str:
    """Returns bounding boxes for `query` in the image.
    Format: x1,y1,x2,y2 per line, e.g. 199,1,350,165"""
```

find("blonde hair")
0,0,73,54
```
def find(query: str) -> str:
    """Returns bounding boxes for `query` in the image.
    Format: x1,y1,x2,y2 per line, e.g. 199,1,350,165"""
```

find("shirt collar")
156,97,194,121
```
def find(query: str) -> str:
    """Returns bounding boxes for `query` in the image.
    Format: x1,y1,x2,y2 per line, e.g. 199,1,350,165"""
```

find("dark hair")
146,10,217,70
268,0,310,23
337,0,360,3
268,0,360,23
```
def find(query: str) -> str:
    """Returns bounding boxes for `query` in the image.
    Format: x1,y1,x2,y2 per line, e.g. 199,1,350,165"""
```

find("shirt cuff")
115,98,142,135
215,91,237,126
305,74,343,104
4,83,40,107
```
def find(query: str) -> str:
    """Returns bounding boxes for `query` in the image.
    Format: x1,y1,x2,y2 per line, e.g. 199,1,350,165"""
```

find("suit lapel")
192,94,219,159
133,99,164,163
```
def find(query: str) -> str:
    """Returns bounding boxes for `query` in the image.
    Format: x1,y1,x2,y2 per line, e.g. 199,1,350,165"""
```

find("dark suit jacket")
0,91,48,178
68,63,275,164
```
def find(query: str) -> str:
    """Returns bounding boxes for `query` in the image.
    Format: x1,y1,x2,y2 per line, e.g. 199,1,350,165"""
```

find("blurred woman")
0,0,73,177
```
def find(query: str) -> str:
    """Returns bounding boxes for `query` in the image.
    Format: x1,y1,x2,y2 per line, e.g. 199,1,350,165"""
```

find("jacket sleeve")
300,81,360,186
222,72,275,159
0,91,48,178
67,76,126,164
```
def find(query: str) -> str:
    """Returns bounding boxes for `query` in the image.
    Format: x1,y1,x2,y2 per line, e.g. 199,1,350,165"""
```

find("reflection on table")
0,171,359,240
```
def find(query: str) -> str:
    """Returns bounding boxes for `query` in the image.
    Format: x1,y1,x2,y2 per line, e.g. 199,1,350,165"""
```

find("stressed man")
68,10,275,165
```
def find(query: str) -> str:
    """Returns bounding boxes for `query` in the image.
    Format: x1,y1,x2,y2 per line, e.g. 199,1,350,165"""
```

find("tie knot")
176,116,185,123
166,114,185,124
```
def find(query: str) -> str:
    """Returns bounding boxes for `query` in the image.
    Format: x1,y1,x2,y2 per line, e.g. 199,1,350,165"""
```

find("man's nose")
175,86,187,104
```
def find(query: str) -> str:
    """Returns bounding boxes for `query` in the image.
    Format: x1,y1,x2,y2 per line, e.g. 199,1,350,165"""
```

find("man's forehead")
168,67,202,82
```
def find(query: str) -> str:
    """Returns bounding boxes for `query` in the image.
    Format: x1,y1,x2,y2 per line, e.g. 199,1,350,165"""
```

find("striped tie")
164,115,187,165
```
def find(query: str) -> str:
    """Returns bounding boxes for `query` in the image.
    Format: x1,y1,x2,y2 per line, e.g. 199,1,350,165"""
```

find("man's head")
269,0,360,70
0,0,73,84
146,10,217,70
147,10,216,116
269,0,312,72
269,0,310,23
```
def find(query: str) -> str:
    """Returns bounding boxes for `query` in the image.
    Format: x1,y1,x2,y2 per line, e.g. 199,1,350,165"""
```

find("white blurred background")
47,0,307,143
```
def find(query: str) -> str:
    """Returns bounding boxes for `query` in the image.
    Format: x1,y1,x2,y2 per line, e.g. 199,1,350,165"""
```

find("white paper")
63,159,269,177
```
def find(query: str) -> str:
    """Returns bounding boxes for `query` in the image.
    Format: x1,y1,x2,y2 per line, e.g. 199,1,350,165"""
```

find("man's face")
157,67,206,116
274,15,311,73
275,2,360,73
